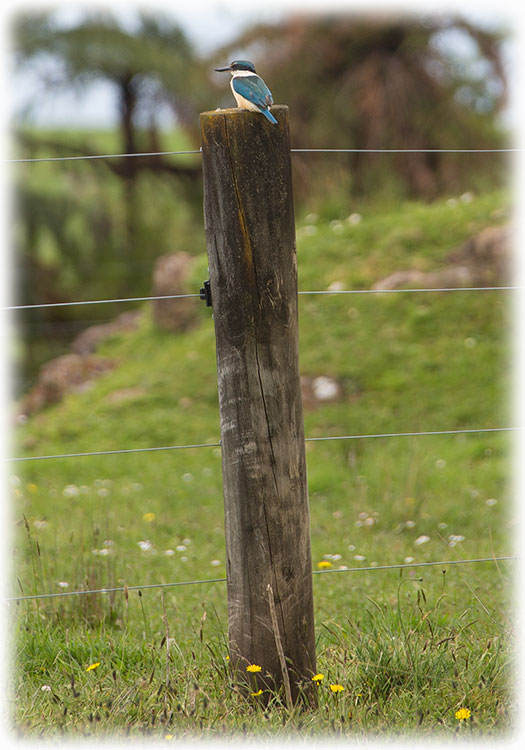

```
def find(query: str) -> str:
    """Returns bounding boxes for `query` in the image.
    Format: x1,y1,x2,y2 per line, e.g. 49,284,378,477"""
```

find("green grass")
8,189,515,739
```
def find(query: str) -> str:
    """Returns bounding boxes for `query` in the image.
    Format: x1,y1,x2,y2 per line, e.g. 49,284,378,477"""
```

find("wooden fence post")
200,105,317,705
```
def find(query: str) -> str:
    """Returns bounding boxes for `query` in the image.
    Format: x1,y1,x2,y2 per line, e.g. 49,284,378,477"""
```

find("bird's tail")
263,108,278,125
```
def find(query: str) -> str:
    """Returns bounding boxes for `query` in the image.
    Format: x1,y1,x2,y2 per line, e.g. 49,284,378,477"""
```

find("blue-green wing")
232,75,273,109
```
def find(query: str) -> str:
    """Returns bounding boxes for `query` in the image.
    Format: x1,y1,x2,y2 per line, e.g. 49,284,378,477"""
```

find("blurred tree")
12,10,212,387
11,10,510,389
13,10,208,289
14,10,211,144
12,10,208,299
214,13,508,200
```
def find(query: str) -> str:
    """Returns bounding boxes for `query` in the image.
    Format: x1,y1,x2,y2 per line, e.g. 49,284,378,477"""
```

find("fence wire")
9,146,514,590
291,148,518,153
7,146,518,164
8,555,516,603
7,426,516,463
8,149,203,164
5,286,517,312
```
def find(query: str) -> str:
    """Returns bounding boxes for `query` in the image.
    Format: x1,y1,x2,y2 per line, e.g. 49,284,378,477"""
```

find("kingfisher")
214,60,277,125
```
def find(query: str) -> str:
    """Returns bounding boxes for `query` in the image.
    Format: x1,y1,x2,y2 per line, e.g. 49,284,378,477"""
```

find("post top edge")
200,105,288,119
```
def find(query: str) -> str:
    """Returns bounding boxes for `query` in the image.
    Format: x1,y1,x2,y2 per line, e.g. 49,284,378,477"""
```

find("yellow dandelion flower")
312,673,324,682
27,483,38,494
330,684,344,693
86,662,100,672
142,512,156,522
251,689,263,696
455,708,471,721
246,664,262,673
317,560,332,569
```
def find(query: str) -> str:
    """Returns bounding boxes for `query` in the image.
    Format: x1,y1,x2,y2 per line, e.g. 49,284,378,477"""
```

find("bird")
214,60,278,125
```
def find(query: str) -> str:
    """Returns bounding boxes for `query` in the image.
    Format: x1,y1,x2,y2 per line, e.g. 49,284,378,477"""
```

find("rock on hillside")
373,225,510,290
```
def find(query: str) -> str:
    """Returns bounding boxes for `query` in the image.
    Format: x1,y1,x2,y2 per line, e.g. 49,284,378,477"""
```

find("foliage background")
10,6,511,389
7,3,517,739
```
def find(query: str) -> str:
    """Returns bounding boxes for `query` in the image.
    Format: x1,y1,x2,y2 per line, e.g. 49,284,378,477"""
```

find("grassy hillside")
13,126,204,388
9,189,515,738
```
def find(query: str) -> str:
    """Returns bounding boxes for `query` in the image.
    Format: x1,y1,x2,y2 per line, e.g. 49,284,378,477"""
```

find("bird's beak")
214,65,232,72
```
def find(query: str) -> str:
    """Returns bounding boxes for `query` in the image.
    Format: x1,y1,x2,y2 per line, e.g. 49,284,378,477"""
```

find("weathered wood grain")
200,105,316,705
